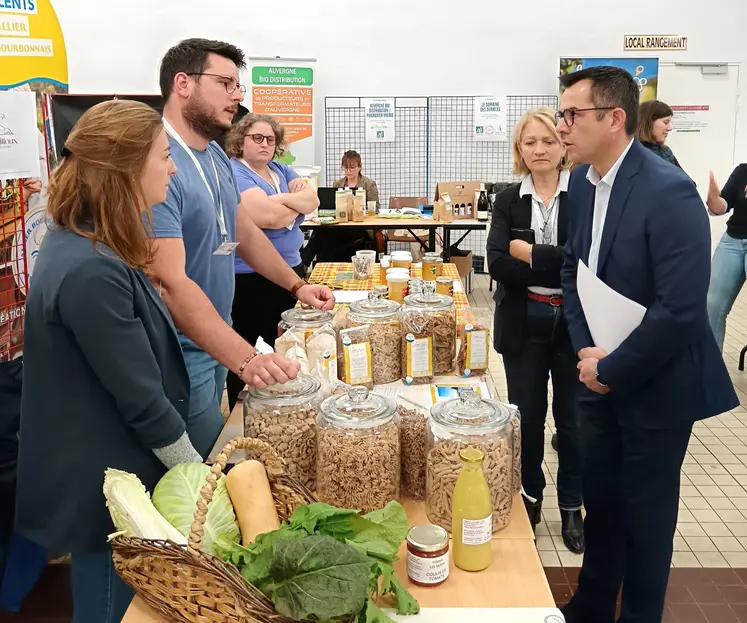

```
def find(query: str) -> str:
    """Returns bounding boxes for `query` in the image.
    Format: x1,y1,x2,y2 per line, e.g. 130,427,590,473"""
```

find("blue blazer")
561,140,738,429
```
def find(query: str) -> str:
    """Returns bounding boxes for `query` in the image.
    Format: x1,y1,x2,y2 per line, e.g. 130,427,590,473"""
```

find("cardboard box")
433,194,454,223
351,194,365,222
335,190,352,222
389,196,427,210
434,181,481,220
450,250,473,278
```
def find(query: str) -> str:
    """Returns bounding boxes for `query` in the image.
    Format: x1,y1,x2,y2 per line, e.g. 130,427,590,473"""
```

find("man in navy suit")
557,66,739,623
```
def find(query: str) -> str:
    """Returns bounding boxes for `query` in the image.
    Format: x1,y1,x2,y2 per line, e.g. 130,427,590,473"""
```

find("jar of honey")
392,251,413,270
406,524,450,587
422,253,443,281
436,276,454,297
387,273,409,303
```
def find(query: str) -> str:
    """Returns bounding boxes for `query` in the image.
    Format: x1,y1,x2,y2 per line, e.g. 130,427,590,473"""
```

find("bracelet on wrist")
291,279,308,298
237,351,257,379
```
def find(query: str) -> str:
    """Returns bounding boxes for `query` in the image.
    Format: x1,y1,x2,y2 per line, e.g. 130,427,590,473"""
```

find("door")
657,62,741,253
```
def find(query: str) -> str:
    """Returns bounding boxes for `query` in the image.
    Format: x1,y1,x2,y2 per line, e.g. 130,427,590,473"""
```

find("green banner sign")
252,66,314,86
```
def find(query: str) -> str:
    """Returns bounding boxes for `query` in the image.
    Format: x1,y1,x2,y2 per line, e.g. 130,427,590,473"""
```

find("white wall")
52,0,747,174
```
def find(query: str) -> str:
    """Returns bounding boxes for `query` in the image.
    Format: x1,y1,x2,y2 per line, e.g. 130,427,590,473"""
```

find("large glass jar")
316,387,401,513
426,389,514,533
401,282,457,378
348,292,402,385
244,374,323,490
278,306,334,341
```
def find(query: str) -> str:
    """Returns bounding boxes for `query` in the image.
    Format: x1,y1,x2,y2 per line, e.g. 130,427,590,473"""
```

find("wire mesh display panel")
325,97,428,208
428,95,557,271
427,95,559,201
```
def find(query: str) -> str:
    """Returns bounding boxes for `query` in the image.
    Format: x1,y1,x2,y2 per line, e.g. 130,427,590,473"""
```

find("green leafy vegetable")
260,535,371,621
360,599,396,623
214,500,420,622
152,463,239,556
289,502,358,534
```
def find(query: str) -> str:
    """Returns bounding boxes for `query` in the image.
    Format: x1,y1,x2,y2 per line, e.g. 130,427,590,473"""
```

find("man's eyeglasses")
186,72,246,96
555,107,615,127
247,133,276,146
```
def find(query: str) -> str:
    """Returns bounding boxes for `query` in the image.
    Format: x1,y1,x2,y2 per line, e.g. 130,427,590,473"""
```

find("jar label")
344,341,373,384
462,515,492,546
406,336,433,378
407,550,450,584
466,330,488,370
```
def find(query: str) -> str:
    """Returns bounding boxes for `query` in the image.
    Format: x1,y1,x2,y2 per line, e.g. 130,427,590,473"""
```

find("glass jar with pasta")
348,292,402,385
426,389,514,533
316,387,400,513
279,305,334,341
401,281,456,378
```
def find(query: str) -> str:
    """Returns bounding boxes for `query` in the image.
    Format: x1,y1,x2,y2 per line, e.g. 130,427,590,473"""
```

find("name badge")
214,241,240,256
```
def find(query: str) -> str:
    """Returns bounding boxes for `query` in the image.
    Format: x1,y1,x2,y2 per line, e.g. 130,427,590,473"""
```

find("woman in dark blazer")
486,107,584,554
16,100,202,623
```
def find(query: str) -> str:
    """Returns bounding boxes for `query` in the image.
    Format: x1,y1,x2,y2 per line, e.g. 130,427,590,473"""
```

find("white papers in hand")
576,260,646,353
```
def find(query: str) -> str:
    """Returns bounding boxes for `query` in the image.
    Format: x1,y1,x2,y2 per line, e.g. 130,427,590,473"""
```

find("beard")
183,91,230,140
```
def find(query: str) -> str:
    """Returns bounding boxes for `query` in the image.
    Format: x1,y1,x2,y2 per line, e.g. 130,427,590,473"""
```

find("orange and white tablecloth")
306,262,471,322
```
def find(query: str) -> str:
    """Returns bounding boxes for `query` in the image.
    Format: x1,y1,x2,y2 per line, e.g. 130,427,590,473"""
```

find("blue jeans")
502,299,583,510
182,348,228,459
707,232,747,351
71,550,133,623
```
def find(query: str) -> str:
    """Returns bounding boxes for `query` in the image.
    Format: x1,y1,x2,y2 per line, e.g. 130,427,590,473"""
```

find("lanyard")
163,118,229,242
532,194,559,245
240,158,281,195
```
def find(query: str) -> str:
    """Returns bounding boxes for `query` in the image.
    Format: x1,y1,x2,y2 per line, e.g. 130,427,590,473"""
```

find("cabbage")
152,463,240,555
103,469,187,544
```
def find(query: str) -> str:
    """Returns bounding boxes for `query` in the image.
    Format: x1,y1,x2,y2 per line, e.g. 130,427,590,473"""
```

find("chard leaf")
363,501,409,544
260,535,371,621
359,598,397,623
289,502,358,534
238,525,307,584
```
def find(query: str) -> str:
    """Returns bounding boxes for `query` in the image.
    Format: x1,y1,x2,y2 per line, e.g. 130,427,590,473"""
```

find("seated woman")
333,150,380,209
224,113,319,410
637,100,682,168
486,107,584,554
16,100,202,623
302,151,381,265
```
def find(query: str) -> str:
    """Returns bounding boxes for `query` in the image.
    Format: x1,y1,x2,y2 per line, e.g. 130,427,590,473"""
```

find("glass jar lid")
320,386,397,429
404,281,453,309
280,305,334,329
430,388,510,432
246,373,321,406
349,291,401,319
407,524,449,553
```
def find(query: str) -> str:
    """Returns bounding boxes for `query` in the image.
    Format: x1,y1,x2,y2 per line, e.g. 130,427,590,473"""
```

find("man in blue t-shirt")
150,38,333,457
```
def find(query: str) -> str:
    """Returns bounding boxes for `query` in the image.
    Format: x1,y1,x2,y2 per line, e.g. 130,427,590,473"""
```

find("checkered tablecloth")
307,262,471,321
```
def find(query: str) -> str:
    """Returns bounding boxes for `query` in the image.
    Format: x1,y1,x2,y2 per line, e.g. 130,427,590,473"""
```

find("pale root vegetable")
225,460,280,545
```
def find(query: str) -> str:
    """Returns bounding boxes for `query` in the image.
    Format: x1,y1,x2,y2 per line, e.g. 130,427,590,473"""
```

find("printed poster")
0,0,68,360
249,60,315,166
559,58,659,102
671,105,710,134
0,92,40,180
473,96,507,141
362,98,395,143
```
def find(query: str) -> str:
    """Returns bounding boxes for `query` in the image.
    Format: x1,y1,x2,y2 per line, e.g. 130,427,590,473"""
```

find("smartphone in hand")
511,228,536,244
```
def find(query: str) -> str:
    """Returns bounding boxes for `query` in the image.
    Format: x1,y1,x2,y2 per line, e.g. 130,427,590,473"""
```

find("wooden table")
301,215,442,253
122,401,554,622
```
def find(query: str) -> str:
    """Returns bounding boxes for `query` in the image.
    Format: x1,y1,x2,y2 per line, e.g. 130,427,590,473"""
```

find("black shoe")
561,509,585,554
551,433,558,452
524,500,542,533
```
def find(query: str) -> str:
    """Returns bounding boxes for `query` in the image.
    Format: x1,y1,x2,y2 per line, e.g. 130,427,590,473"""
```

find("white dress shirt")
586,139,635,275
520,169,570,296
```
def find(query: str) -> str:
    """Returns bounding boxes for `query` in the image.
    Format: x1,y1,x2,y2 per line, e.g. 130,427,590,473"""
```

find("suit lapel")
557,193,569,246
595,142,643,275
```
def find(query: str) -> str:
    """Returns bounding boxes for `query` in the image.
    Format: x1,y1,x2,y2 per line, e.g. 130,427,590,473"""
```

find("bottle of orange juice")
452,447,493,571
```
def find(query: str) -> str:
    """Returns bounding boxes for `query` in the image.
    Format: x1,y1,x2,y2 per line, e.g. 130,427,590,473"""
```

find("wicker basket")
111,437,317,623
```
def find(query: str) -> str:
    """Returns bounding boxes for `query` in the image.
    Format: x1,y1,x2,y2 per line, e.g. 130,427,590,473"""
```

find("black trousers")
226,264,305,411
502,300,582,509
566,397,692,623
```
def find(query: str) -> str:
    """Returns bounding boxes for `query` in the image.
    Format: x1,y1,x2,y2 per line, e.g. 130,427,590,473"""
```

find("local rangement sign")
624,35,687,51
